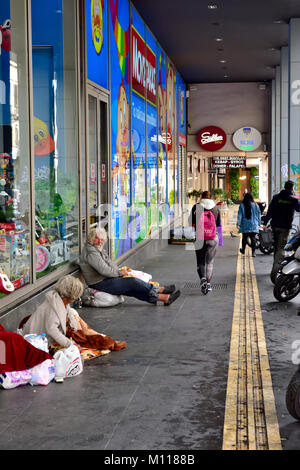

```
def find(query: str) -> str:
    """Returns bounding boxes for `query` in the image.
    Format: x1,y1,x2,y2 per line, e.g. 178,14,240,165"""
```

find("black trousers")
241,232,256,254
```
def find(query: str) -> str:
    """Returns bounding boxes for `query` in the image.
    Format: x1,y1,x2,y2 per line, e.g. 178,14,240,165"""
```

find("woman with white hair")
21,275,126,351
79,227,180,306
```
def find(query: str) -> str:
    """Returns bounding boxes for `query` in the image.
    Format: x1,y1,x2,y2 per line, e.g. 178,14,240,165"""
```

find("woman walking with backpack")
189,191,221,294
236,192,261,257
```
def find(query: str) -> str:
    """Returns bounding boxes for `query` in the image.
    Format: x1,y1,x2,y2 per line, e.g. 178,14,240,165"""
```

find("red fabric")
0,324,53,373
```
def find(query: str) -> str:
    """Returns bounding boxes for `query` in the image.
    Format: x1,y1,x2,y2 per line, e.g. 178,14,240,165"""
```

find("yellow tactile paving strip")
222,247,282,450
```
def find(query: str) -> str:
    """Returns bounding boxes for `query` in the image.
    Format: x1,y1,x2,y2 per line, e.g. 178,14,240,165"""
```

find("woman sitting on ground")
79,227,180,306
21,275,126,351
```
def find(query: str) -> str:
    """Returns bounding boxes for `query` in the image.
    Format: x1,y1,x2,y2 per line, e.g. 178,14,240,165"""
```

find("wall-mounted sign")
233,127,262,151
197,126,226,152
212,156,246,169
131,26,156,106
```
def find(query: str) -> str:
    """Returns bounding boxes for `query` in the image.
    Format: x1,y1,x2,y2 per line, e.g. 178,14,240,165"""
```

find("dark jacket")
264,189,300,229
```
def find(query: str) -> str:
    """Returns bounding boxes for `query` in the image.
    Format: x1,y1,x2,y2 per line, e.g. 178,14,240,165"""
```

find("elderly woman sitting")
21,275,126,351
79,227,180,306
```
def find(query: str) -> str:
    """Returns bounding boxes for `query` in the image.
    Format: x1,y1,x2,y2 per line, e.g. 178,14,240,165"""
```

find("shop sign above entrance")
233,127,262,151
212,156,246,169
197,126,227,152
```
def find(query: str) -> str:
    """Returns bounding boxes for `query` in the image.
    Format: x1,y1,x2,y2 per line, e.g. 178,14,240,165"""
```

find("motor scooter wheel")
273,274,300,302
286,369,300,420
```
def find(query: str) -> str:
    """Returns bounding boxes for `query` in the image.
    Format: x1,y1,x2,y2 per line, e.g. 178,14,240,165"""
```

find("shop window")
31,0,79,278
0,1,31,298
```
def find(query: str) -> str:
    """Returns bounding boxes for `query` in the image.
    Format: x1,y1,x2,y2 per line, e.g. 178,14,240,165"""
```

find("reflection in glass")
0,1,31,298
31,0,79,278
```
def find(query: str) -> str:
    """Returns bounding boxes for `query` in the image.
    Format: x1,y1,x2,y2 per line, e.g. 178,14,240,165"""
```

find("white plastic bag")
53,344,83,379
29,359,55,386
0,370,31,389
24,333,49,353
126,269,152,283
82,288,124,307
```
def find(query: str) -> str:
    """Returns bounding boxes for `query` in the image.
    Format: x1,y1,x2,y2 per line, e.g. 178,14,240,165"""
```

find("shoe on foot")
164,290,181,306
163,284,176,294
240,248,245,255
252,253,256,257
207,283,212,292
200,278,208,295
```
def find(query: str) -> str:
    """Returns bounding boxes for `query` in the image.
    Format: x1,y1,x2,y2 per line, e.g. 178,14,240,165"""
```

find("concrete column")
289,18,300,202
271,79,276,196
275,65,281,193
280,47,289,188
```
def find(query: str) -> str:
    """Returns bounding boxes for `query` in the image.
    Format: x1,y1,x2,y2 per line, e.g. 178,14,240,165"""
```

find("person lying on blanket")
20,275,126,352
79,227,181,306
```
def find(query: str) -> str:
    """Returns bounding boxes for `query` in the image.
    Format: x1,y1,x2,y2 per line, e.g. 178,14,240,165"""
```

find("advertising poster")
146,27,157,235
86,0,109,90
157,44,168,226
167,60,177,218
110,0,131,259
131,7,146,247
176,72,186,211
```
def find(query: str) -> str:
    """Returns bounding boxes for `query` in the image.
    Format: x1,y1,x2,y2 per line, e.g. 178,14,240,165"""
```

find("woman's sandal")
162,284,176,294
164,290,181,306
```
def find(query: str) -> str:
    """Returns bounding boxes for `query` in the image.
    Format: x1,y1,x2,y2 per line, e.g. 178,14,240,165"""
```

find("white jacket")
22,290,78,348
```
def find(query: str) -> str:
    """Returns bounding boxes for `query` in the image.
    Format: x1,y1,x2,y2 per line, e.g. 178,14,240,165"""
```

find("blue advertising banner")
131,7,147,246
146,27,157,233
86,0,109,89
110,0,131,258
157,44,168,224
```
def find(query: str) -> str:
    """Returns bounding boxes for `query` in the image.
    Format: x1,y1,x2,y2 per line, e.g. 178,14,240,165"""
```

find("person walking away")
263,180,300,281
189,191,221,294
236,193,261,257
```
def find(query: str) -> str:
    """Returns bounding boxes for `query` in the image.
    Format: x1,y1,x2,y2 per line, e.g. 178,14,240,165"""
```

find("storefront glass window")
0,1,31,298
31,0,79,278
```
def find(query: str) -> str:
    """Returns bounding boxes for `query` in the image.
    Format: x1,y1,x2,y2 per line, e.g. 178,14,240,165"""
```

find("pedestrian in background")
189,191,221,294
264,180,300,280
236,192,261,257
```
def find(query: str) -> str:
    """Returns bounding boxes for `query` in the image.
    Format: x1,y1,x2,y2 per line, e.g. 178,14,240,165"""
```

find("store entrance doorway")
85,86,109,248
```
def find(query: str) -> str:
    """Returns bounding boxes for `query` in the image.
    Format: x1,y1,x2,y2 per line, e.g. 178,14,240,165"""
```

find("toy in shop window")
0,270,14,294
0,19,11,55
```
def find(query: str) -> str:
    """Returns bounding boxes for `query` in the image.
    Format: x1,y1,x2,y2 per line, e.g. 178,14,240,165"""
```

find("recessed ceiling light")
215,38,223,42
273,19,286,24
224,75,229,79
220,59,227,63
268,47,279,52
208,4,218,9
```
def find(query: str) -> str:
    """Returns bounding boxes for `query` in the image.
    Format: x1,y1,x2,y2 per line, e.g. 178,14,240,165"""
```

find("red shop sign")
131,26,156,106
197,126,226,152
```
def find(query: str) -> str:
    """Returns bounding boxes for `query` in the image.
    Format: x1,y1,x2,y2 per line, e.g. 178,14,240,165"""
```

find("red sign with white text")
131,26,156,106
197,126,226,151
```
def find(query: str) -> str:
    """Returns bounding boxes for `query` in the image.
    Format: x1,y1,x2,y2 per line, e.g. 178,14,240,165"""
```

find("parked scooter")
271,231,300,285
273,245,300,302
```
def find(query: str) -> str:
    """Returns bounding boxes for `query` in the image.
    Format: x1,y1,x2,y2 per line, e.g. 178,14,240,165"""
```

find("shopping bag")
123,268,152,283
53,344,83,379
24,333,49,353
0,370,31,389
82,288,124,307
29,359,55,386
217,225,223,247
